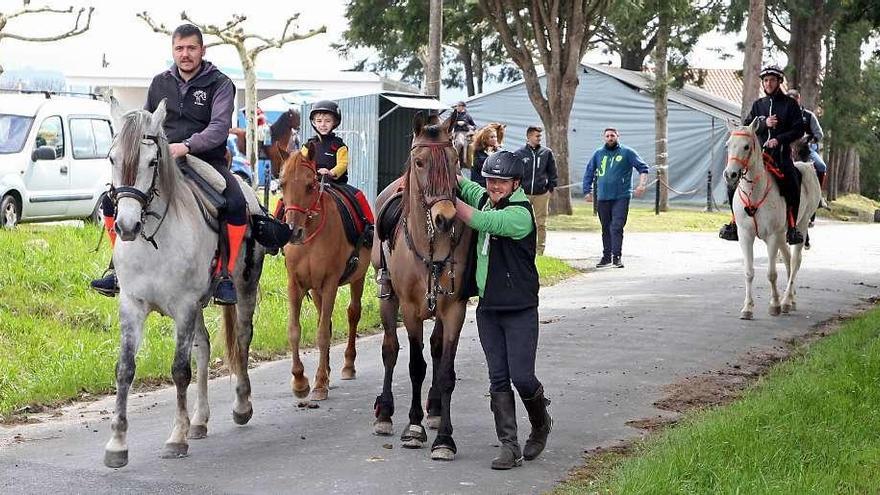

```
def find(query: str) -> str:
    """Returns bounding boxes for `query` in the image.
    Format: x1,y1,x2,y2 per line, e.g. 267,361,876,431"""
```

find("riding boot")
376,248,394,300
521,386,552,461
90,260,119,297
489,391,523,470
719,222,738,241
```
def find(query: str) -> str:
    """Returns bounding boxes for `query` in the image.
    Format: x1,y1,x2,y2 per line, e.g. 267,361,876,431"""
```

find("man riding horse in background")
91,23,248,305
719,64,806,246
449,101,476,135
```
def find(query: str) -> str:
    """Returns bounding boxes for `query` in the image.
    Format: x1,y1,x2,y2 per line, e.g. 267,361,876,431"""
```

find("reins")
728,130,779,232
284,161,329,245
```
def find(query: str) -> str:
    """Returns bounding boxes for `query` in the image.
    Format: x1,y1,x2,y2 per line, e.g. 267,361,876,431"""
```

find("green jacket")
458,177,534,297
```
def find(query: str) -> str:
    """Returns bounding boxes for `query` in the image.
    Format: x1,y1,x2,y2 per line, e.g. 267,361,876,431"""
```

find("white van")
0,91,114,227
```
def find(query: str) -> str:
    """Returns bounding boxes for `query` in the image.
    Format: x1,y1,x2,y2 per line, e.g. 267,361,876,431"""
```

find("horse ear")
748,117,761,133
413,111,426,137
151,98,168,132
440,112,454,134
109,96,125,129
726,118,739,132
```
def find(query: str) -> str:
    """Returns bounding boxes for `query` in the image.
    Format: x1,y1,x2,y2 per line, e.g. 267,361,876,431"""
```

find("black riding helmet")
759,64,785,81
482,150,524,181
309,100,342,133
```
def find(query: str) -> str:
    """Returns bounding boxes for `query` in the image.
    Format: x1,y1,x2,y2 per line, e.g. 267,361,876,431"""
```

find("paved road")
2,221,878,494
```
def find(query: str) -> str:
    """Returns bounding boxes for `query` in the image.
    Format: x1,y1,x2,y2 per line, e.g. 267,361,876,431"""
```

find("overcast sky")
0,0,747,101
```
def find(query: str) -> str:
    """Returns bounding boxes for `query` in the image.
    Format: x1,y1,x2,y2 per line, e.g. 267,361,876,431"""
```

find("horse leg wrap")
374,394,394,419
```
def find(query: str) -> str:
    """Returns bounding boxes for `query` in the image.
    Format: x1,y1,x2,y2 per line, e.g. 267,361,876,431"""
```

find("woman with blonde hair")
469,122,506,187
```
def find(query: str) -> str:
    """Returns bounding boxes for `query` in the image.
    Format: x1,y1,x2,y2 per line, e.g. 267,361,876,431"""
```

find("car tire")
1,194,21,229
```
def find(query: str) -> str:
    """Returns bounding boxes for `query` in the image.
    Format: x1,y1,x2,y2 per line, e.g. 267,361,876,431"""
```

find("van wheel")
1,194,21,228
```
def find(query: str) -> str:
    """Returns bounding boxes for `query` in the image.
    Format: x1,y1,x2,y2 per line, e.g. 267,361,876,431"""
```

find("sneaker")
786,227,804,245
213,277,237,305
595,256,612,268
612,256,624,268
90,269,119,297
719,223,738,241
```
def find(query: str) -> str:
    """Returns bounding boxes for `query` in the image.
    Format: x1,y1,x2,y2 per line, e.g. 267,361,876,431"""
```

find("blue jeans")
596,198,630,258
809,143,827,173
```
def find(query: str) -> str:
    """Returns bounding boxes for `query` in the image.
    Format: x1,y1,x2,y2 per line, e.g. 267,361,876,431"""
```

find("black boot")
595,256,612,268
521,386,552,461
719,223,738,241
612,255,624,268
90,261,119,297
213,276,237,305
489,391,522,470
786,226,804,245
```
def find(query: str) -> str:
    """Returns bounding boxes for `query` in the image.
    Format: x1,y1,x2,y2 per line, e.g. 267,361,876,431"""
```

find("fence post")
706,169,714,212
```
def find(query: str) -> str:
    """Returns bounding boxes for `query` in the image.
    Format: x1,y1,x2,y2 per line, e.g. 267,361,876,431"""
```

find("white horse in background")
104,100,266,468
724,119,822,320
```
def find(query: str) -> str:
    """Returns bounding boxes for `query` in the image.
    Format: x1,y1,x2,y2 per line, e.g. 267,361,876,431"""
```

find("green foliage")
557,306,880,494
337,0,516,91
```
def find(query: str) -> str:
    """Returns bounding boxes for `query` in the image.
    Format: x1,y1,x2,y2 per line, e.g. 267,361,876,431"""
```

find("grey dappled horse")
103,100,266,468
725,119,821,319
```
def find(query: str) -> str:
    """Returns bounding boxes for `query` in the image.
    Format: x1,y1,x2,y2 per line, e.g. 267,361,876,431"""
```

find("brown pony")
279,145,369,403
370,112,474,461
467,122,506,168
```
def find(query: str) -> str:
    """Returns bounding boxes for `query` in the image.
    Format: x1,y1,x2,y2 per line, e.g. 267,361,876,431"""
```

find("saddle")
327,183,373,249
179,155,262,226
376,191,403,249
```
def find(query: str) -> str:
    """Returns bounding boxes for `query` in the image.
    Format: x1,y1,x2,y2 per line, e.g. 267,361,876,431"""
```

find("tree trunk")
474,38,484,94
546,119,573,215
459,43,475,97
238,47,258,186
654,4,669,212
787,0,830,109
741,0,764,119
426,0,443,97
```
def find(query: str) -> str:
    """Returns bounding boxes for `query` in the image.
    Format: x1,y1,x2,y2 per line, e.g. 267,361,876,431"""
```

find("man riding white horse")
719,64,806,246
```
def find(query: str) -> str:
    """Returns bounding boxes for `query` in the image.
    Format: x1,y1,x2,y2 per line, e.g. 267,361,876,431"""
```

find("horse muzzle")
723,168,742,186
428,199,457,234
288,225,306,245
114,199,144,241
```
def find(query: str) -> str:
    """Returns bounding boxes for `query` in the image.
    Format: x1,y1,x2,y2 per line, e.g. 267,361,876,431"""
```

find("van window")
35,116,64,159
71,118,113,159
0,114,34,154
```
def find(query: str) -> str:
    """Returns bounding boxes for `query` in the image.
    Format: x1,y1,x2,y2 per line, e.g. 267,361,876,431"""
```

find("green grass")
0,224,575,417
818,193,880,222
554,306,880,494
547,204,730,232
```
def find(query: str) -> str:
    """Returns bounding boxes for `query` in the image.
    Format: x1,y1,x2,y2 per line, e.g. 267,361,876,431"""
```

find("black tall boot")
489,391,522,470
521,386,552,461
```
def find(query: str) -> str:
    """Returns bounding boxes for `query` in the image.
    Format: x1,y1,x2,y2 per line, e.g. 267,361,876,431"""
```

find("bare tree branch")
0,4,92,43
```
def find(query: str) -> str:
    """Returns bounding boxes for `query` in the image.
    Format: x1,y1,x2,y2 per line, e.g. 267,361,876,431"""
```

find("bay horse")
268,108,300,179
725,118,821,319
104,100,266,468
279,145,370,404
371,112,474,461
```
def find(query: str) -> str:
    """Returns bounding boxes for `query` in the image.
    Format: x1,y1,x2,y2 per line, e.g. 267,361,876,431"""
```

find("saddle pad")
327,184,371,247
184,155,262,220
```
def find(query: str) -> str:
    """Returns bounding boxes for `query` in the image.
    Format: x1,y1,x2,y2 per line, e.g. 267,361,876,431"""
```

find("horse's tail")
223,305,241,375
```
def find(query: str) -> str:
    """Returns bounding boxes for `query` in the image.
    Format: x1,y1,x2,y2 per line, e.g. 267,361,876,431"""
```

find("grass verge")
553,305,880,494
547,204,730,233
0,225,576,418
818,193,880,222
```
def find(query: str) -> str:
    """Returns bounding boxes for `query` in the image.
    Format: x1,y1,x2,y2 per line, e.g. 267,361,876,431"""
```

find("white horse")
103,100,266,468
724,119,821,320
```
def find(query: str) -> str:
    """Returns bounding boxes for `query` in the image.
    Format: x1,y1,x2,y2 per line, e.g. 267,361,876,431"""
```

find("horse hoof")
340,367,356,380
104,449,128,468
769,305,781,316
402,438,424,449
233,407,253,425
188,424,208,439
401,424,427,449
292,377,310,399
161,442,189,459
790,302,797,311
425,415,441,430
309,388,329,401
740,311,753,320
373,420,393,436
781,304,791,314
431,447,455,461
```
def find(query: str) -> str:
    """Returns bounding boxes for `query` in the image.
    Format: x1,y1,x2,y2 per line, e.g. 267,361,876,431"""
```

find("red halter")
283,158,328,244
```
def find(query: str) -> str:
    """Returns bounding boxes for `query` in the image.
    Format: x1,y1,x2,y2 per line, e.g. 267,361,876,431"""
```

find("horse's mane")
116,109,179,206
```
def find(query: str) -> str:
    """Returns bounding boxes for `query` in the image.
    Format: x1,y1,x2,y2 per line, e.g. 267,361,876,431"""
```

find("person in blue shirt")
581,128,649,268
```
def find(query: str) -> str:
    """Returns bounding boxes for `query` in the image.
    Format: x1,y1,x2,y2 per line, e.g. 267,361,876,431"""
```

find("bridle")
728,130,779,223
283,158,328,245
108,133,170,249
402,139,461,313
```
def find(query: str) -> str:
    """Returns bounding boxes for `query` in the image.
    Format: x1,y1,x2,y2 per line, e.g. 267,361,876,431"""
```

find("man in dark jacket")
91,24,247,305
719,64,805,245
449,101,477,134
455,150,552,471
514,126,558,255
